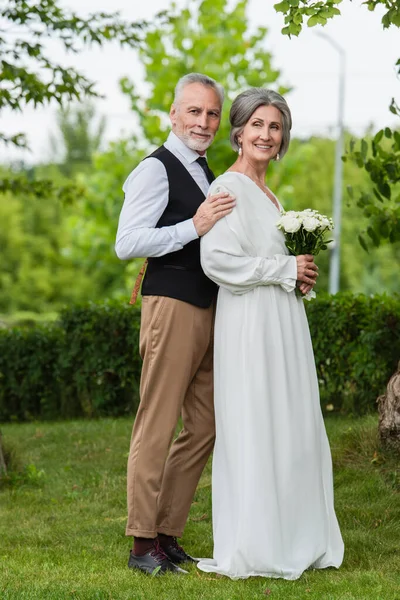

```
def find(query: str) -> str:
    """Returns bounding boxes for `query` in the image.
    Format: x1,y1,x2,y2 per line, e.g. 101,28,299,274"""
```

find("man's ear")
170,104,176,127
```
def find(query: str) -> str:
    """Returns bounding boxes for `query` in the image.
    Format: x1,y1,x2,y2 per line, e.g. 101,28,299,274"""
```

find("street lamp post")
316,32,346,295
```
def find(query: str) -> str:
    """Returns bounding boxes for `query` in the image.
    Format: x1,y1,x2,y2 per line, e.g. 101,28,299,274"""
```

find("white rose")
303,289,316,301
319,216,330,228
280,214,301,233
302,216,320,232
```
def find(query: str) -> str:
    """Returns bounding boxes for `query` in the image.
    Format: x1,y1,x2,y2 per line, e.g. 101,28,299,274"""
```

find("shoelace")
150,540,169,564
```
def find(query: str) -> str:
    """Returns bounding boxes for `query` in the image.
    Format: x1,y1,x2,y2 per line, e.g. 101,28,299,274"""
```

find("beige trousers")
126,295,215,538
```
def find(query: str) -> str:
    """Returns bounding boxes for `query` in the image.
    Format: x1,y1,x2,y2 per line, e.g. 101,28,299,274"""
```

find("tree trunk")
377,362,400,453
0,430,7,475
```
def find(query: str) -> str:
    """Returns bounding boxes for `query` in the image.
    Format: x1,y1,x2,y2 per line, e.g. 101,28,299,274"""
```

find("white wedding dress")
197,172,344,580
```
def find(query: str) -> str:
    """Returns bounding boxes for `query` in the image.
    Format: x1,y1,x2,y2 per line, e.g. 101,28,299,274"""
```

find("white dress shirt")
115,132,211,259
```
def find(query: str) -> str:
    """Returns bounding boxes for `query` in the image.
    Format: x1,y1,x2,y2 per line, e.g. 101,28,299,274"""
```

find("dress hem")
197,562,343,581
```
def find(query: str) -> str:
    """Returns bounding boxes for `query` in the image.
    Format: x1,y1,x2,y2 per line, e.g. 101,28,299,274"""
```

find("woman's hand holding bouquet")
276,209,334,300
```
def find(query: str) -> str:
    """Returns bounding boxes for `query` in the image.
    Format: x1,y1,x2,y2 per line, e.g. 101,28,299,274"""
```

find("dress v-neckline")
227,171,282,215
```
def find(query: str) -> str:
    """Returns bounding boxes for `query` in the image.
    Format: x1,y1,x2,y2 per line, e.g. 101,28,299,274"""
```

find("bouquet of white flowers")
277,209,334,256
276,209,334,299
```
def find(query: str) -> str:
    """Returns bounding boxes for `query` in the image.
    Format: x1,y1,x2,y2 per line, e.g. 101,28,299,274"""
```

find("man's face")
170,83,222,154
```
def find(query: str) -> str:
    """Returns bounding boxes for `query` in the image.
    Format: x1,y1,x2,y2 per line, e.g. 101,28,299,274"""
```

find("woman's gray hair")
174,73,224,107
230,88,292,159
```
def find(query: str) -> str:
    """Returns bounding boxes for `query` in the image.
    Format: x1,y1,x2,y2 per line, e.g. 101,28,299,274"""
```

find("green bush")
0,294,399,421
0,301,141,421
59,302,141,418
0,325,64,421
306,293,400,414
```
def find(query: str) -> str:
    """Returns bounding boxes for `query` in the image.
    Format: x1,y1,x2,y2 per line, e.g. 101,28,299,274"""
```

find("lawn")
1,415,399,600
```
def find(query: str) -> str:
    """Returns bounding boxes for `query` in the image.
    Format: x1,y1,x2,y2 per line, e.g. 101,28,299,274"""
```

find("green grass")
1,416,399,600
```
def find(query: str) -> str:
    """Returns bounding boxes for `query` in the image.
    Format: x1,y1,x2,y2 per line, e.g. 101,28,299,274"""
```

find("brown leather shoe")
160,537,199,565
128,541,188,575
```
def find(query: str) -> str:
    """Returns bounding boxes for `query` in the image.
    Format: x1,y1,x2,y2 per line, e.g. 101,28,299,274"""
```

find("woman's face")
238,104,283,164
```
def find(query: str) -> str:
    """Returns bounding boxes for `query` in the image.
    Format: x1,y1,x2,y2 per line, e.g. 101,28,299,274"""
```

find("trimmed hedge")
306,293,400,414
0,301,141,422
0,294,399,421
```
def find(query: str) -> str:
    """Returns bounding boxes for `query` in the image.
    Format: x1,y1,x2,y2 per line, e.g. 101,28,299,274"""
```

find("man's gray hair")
174,73,224,106
229,88,292,159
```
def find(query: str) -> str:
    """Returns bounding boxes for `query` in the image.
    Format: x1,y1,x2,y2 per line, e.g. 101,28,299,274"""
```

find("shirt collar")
167,131,207,164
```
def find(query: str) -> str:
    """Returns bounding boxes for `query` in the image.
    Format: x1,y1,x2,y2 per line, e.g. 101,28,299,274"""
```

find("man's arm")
115,158,198,260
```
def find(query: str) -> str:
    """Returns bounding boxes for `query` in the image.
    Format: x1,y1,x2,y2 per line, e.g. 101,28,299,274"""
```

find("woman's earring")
276,152,280,161
238,146,242,156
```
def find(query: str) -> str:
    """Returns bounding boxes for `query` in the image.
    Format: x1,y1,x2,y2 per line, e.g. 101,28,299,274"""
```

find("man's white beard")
179,132,214,153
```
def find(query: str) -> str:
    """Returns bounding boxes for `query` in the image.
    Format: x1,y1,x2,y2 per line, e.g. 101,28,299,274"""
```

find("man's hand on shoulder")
193,191,236,237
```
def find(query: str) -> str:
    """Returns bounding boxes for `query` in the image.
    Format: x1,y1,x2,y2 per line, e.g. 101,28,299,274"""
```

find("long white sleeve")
200,177,297,295
201,217,297,295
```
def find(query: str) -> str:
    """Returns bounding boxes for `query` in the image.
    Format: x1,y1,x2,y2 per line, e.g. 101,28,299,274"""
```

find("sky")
1,0,399,164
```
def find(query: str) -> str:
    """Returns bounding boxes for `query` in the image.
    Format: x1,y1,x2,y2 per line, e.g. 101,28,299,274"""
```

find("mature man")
115,73,235,575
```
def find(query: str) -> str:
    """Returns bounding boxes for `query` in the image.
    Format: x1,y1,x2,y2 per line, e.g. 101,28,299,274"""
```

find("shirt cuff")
175,219,199,246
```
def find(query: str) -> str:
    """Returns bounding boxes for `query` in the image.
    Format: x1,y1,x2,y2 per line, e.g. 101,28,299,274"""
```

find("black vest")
141,146,218,308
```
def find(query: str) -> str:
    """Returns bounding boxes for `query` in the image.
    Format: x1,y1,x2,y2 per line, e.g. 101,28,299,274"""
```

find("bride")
197,88,344,580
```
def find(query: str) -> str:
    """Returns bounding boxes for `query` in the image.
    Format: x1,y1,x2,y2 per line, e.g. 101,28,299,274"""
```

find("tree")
273,0,400,250
0,0,164,198
49,103,107,176
0,176,95,314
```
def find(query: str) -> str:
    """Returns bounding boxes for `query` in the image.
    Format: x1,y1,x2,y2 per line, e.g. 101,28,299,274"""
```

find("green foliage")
1,461,46,489
1,295,399,421
0,179,95,313
344,102,400,250
365,0,400,28
0,301,142,422
273,0,398,36
0,0,162,197
274,0,342,36
0,325,65,421
0,430,47,489
306,293,400,414
120,0,288,175
49,103,107,176
269,136,400,295
58,302,142,418
0,170,86,204
0,0,151,145
0,137,148,315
